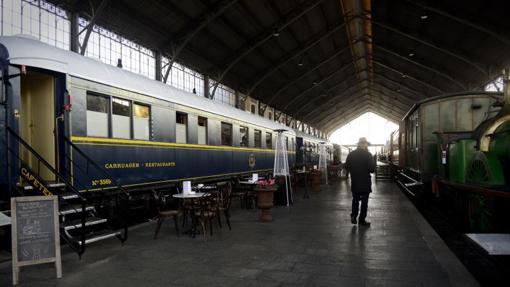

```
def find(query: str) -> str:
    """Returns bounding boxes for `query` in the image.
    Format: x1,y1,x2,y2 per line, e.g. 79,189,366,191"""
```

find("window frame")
221,122,233,146
239,126,249,147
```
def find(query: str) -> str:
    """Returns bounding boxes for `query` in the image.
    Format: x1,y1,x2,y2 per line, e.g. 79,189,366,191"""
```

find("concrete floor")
0,180,479,287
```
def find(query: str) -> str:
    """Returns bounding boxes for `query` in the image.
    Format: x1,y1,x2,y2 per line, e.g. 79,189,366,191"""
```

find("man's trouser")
351,192,369,221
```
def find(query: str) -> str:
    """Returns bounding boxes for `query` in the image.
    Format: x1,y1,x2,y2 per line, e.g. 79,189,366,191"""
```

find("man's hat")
357,137,370,145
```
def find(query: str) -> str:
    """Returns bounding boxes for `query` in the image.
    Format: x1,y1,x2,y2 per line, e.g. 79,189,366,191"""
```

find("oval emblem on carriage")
249,154,256,167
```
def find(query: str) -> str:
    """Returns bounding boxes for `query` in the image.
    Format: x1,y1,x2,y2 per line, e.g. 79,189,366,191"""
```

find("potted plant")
254,179,278,222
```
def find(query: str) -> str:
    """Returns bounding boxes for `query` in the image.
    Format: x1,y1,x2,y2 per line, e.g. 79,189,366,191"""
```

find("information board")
11,196,62,285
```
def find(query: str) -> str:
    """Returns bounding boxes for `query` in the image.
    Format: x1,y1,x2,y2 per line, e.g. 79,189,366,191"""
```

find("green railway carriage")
397,91,503,196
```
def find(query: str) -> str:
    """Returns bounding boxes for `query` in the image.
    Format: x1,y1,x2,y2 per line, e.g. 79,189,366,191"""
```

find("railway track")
412,195,510,286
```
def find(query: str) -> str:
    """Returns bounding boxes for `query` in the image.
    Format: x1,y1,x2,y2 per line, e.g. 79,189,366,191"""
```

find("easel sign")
11,196,62,285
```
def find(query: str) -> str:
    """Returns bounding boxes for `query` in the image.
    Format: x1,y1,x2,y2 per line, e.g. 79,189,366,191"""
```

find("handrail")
5,126,88,255
61,135,129,244
6,126,86,201
62,136,130,197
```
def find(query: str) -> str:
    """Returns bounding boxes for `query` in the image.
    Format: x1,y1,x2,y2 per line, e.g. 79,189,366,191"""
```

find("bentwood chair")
194,192,218,238
216,181,233,230
153,191,180,239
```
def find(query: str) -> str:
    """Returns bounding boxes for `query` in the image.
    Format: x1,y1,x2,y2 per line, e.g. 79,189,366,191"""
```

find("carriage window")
268,112,272,120
254,129,262,148
198,117,207,145
176,112,187,144
86,94,109,137
240,126,249,147
221,122,232,146
266,132,272,149
250,105,256,114
133,104,150,140
112,97,131,139
285,136,289,151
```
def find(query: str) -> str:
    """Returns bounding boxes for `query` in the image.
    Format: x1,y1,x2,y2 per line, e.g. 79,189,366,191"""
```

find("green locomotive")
396,77,509,232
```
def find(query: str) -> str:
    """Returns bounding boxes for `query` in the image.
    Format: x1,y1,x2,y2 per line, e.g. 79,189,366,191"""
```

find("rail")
60,135,129,244
4,126,88,255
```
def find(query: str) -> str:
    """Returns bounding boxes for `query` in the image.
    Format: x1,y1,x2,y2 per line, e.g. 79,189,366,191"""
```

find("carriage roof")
0,35,295,134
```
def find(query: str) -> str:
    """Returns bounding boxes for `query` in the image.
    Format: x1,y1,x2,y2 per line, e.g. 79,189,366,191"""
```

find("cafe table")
172,192,206,237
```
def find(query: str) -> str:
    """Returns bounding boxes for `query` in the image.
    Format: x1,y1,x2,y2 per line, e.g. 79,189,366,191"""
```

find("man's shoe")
359,220,371,227
351,216,357,224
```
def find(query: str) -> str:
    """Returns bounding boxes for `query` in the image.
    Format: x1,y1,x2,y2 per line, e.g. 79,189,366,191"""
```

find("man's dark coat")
345,148,376,193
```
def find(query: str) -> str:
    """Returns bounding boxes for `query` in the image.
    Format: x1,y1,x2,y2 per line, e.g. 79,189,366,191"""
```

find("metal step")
64,217,108,231
60,204,94,215
23,182,66,190
73,230,122,245
61,193,80,200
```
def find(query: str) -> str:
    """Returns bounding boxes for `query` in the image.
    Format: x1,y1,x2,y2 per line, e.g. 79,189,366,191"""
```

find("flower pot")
255,185,277,222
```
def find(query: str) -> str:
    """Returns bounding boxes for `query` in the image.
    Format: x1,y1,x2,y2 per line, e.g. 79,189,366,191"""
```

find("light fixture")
298,62,303,66
408,52,415,57
312,81,318,86
401,73,407,78
420,14,428,20
272,28,280,37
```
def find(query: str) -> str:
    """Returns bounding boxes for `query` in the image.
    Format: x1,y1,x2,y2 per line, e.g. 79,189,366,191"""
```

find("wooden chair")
216,181,233,230
194,192,218,238
153,192,180,239
231,177,248,208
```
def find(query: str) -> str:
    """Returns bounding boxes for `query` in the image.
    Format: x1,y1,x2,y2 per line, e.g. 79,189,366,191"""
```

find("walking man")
345,137,376,226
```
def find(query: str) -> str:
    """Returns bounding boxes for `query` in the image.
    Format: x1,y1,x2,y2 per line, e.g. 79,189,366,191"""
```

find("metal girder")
305,87,409,124
374,45,467,89
372,20,488,75
246,21,346,96
266,44,353,105
325,106,401,134
340,0,373,86
405,0,510,48
282,56,358,111
292,71,361,115
79,0,109,55
294,69,419,117
301,84,412,124
162,0,239,82
371,71,428,99
210,0,325,99
373,60,444,93
319,99,403,132
320,99,404,131
299,77,417,121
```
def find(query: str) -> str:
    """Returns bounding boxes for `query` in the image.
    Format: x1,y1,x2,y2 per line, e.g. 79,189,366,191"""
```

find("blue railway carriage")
0,35,300,201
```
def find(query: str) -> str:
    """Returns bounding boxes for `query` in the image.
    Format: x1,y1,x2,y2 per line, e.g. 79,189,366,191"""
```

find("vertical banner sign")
11,196,62,285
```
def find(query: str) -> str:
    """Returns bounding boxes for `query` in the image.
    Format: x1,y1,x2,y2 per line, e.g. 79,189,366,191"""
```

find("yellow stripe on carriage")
70,136,296,154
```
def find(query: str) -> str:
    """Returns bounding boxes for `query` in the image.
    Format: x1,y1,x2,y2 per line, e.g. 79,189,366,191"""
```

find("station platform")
0,181,479,287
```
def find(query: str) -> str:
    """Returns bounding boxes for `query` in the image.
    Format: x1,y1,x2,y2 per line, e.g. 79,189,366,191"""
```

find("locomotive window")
112,97,131,139
198,117,207,145
266,132,272,149
254,129,262,148
86,94,109,137
240,126,249,147
176,112,188,144
133,104,150,140
221,122,232,146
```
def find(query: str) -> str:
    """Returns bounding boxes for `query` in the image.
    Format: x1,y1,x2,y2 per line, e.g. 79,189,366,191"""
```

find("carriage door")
20,71,56,181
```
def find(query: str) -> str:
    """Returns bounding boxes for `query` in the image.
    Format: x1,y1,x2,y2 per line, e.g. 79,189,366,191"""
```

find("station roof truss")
50,0,510,135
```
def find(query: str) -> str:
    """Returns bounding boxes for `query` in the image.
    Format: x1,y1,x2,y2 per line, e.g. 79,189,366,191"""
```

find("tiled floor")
0,180,479,286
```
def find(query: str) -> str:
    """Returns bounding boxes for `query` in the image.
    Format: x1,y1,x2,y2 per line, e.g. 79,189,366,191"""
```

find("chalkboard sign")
11,196,62,285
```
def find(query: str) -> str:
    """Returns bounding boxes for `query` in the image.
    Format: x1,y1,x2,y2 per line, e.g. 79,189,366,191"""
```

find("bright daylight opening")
329,112,398,153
